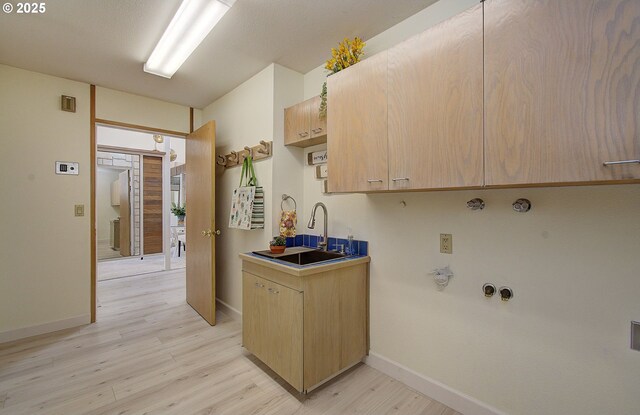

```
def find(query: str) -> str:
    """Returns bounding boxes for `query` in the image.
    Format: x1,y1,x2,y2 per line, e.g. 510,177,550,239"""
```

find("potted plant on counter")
269,236,287,254
171,202,186,225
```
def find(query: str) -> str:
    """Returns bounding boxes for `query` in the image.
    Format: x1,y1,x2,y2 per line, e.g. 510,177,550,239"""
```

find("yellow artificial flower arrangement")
320,37,366,117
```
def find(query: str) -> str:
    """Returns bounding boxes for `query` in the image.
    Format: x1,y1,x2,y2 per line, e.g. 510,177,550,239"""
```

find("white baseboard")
364,352,508,415
0,314,91,344
216,298,241,321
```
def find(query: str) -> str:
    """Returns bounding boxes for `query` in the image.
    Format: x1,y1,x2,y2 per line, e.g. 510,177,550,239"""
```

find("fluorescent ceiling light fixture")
144,0,235,78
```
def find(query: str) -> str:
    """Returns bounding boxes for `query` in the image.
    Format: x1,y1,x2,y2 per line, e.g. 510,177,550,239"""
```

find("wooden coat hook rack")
216,140,272,168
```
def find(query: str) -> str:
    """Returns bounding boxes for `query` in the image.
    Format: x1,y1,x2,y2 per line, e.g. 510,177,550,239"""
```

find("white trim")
216,298,241,320
364,352,508,415
0,314,91,344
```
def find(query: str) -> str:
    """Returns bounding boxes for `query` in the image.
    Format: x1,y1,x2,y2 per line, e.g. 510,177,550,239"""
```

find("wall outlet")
440,233,452,254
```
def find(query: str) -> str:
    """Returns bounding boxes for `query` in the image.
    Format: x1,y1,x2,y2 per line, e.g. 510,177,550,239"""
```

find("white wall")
201,65,276,311
0,65,91,338
96,167,121,241
299,1,640,414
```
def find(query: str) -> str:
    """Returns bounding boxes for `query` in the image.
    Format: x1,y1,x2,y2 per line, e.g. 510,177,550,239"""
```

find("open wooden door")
186,121,217,325
118,170,131,256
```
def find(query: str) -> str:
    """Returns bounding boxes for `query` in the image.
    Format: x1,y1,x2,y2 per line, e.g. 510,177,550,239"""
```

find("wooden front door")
143,155,163,254
118,170,131,257
186,121,217,325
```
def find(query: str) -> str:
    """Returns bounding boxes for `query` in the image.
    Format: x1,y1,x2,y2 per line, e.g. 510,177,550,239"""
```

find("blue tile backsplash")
285,234,368,256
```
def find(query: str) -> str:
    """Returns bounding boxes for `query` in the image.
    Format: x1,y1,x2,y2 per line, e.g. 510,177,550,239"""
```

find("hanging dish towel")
279,210,297,237
228,155,264,230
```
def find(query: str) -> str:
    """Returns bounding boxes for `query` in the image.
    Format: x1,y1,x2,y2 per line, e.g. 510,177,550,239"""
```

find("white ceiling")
0,0,437,108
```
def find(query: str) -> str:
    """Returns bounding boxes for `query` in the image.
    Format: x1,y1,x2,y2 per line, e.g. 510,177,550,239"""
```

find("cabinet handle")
298,131,309,137
312,128,323,133
603,160,640,166
367,179,383,183
254,282,264,288
392,177,410,182
267,288,279,294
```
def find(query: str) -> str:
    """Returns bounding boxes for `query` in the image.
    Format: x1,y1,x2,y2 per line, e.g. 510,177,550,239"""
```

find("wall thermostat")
55,161,79,175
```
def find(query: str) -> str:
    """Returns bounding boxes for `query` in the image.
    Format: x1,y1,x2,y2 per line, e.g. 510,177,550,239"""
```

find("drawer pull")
603,160,640,166
298,131,309,137
312,128,323,133
392,177,410,182
367,179,383,183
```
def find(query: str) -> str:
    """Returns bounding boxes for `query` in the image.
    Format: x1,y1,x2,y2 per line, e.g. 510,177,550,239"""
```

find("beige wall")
299,1,640,414
96,87,191,134
271,65,305,232
0,65,193,341
201,64,276,312
0,64,92,337
96,167,121,240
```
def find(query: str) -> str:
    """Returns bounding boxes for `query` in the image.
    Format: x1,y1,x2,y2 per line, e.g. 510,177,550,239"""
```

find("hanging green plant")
319,37,366,118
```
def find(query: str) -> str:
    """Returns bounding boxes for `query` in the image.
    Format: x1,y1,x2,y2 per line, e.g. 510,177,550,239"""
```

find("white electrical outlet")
440,233,452,254
55,161,79,175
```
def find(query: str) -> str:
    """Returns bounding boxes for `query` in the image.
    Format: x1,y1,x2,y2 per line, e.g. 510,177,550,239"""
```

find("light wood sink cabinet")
241,256,369,393
284,95,327,148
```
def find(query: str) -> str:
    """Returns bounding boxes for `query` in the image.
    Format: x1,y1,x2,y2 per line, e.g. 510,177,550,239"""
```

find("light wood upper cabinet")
309,95,327,139
388,4,483,190
484,0,640,186
327,50,389,193
285,96,327,148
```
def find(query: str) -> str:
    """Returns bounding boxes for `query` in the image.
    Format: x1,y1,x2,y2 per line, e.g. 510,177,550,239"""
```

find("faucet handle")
337,244,345,254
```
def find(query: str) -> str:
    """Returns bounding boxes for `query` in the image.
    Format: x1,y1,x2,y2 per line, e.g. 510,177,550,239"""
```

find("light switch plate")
440,233,452,254
75,204,84,217
56,161,79,175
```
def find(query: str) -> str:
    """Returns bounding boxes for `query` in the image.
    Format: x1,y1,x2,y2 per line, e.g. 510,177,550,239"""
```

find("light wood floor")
0,270,460,415
98,254,185,281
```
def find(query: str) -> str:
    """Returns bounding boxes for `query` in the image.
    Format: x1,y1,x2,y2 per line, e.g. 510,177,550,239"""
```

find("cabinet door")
264,279,303,391
388,4,483,190
242,272,268,361
242,272,303,391
328,51,389,192
309,95,327,139
485,0,640,186
284,100,310,145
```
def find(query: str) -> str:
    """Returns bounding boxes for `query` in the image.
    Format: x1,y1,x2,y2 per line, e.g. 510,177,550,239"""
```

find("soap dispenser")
346,235,355,256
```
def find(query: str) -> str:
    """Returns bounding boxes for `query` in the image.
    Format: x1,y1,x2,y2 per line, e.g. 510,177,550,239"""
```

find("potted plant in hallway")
269,236,287,254
171,202,186,225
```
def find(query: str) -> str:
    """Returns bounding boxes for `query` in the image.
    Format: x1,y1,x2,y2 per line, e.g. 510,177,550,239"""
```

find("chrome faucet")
307,202,328,250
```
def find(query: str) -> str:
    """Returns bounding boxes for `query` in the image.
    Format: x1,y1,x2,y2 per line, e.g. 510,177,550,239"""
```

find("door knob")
215,229,221,236
202,229,221,237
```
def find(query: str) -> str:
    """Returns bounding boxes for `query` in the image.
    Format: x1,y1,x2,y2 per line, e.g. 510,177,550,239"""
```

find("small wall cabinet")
285,95,327,147
241,257,369,393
